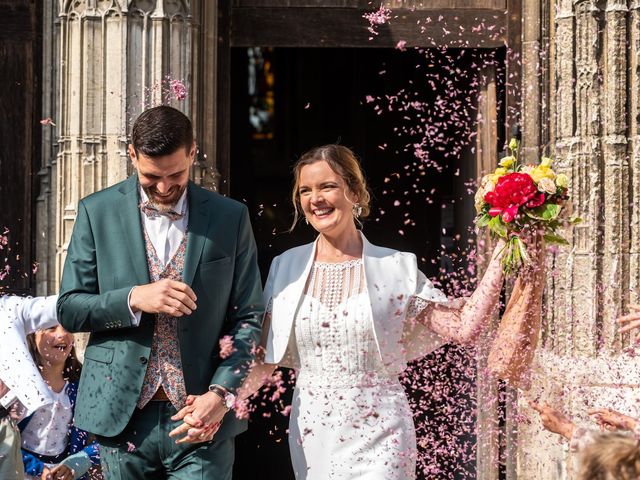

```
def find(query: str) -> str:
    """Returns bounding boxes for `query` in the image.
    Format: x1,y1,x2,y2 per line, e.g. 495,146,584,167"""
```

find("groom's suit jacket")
57,175,264,439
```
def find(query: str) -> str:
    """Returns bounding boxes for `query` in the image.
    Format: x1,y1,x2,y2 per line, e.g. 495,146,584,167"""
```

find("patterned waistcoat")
137,230,189,410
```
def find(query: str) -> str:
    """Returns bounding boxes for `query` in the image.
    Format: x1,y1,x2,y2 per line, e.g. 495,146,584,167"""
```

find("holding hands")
169,392,227,444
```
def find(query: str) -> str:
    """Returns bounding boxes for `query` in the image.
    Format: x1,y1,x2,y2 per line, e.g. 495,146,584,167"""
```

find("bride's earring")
352,203,363,219
305,216,309,225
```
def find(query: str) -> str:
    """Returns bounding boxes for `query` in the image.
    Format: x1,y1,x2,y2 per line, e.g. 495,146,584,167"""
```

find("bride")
243,144,507,479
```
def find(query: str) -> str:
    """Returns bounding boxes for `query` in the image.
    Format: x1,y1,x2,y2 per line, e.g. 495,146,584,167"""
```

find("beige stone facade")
517,0,640,478
36,0,216,295
36,0,640,478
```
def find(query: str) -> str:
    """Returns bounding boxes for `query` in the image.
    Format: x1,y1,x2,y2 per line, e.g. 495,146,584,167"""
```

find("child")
19,325,99,480
578,432,640,480
0,295,58,480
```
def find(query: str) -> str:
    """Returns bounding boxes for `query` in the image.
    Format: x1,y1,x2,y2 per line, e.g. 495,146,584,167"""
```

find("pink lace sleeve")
406,296,431,321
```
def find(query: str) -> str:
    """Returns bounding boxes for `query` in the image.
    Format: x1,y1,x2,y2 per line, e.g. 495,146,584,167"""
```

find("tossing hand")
169,392,227,444
617,304,640,343
130,279,197,317
588,408,639,432
529,401,576,440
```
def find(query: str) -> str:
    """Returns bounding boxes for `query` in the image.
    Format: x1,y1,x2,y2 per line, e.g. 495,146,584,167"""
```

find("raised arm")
6,295,58,333
421,240,505,344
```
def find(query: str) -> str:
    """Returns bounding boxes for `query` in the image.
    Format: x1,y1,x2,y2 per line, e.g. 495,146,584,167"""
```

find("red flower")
484,172,545,223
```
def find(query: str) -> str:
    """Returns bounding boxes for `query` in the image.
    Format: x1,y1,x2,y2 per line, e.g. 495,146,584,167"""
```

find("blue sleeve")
84,441,100,466
21,449,45,477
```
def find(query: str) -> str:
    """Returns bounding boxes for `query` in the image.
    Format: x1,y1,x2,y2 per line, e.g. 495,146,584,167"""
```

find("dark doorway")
0,0,42,294
230,47,504,480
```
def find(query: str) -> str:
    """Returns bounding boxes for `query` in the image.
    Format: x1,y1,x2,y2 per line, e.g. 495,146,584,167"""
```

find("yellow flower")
499,156,515,169
508,138,519,151
490,167,508,184
540,157,552,168
530,165,556,183
556,173,569,189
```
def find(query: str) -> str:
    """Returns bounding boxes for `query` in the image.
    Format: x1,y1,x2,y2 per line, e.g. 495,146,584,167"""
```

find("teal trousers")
98,401,234,479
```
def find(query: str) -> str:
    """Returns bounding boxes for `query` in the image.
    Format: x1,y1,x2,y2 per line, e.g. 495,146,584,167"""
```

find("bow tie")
140,202,184,221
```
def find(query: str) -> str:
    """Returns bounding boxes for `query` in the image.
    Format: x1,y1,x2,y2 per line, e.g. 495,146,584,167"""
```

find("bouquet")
474,138,577,274
477,139,578,386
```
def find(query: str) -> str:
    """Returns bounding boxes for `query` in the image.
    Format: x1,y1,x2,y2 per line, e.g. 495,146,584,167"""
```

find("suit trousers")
0,416,23,480
98,401,234,480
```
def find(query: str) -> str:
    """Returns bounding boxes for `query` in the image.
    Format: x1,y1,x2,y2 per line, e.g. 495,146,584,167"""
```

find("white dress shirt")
128,187,189,325
139,187,189,266
0,295,58,415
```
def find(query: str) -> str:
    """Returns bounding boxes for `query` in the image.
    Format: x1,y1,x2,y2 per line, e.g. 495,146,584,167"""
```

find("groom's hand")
169,392,227,443
130,279,197,317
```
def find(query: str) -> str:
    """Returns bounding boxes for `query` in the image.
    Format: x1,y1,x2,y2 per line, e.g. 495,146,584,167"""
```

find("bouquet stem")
500,235,531,275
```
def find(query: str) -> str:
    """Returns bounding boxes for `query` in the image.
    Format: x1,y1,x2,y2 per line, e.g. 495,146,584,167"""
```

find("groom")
57,106,264,478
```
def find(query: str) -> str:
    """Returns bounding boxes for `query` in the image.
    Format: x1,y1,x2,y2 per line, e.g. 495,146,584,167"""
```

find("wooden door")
0,0,41,294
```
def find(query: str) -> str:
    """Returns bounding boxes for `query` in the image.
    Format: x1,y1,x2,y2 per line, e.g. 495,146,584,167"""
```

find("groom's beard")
143,184,186,212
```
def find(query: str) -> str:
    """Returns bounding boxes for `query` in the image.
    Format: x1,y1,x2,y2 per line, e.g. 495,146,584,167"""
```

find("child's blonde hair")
578,432,640,480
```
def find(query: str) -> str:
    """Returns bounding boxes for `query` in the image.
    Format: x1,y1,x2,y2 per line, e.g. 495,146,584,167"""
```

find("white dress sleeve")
4,295,58,333
0,296,57,414
402,270,450,361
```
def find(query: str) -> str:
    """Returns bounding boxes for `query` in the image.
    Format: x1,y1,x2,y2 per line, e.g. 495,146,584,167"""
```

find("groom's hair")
132,105,194,158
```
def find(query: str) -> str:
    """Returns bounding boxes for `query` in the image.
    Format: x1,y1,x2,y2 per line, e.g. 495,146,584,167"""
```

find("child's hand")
42,464,74,480
529,400,576,440
589,408,639,432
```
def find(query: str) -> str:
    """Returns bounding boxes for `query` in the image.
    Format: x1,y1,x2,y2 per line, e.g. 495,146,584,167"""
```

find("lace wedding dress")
284,259,429,480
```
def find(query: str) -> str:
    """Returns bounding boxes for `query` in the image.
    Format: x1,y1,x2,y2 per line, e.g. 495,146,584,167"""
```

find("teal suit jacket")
57,175,264,439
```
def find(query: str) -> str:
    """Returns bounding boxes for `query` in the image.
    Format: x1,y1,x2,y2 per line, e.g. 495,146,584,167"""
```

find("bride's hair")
290,144,371,231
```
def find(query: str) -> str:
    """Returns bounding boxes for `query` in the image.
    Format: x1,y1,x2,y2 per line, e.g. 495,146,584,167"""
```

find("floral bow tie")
139,202,184,221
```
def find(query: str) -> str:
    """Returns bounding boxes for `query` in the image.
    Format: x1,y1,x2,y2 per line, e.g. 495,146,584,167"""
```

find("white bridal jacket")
263,232,450,374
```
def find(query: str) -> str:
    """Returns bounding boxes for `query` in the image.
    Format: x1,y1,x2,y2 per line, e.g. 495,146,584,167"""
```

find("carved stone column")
35,1,62,295
518,1,640,477
36,0,205,293
631,1,640,311
35,1,207,357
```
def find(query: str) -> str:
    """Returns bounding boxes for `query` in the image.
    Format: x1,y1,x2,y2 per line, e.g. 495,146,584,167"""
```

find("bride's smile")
298,159,358,238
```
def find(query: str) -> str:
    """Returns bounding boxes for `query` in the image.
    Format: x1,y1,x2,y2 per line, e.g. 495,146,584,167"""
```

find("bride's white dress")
284,259,429,480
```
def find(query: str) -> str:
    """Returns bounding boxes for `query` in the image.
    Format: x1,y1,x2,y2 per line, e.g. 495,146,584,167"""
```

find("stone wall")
36,0,210,356
518,0,640,477
36,0,207,295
